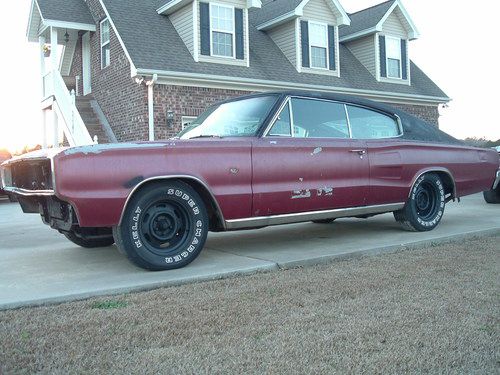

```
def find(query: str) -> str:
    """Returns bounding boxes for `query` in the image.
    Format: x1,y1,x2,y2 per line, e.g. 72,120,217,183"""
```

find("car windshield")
177,95,279,139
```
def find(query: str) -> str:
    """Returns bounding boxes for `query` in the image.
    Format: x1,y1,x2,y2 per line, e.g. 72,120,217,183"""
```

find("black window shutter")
401,39,407,80
328,25,336,70
200,3,210,56
379,35,386,77
235,9,244,60
301,21,310,68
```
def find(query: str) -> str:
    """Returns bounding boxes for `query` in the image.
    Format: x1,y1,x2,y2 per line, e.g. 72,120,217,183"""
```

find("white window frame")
181,116,197,130
385,36,402,79
308,21,329,70
100,18,110,69
209,3,236,59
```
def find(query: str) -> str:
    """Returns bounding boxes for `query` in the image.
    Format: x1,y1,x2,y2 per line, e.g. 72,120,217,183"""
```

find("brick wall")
152,85,252,139
389,103,440,127
69,0,148,142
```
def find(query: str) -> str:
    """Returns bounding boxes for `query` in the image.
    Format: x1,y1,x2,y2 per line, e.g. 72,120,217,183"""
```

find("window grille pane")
311,46,327,69
212,32,233,57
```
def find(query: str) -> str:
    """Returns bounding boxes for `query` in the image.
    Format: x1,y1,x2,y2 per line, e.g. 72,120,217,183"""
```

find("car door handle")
349,149,367,155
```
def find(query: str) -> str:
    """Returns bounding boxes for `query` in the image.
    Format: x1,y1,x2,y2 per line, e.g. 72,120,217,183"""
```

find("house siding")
345,35,376,77
169,4,194,57
302,0,337,25
267,21,297,68
69,0,149,142
382,12,407,39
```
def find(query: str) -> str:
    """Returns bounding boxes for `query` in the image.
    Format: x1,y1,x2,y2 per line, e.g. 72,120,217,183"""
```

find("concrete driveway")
0,194,498,310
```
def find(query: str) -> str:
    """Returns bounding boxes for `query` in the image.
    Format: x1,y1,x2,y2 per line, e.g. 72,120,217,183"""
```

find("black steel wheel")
394,173,446,232
114,181,208,271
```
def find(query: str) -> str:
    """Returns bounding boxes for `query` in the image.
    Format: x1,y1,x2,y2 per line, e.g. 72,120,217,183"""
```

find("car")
2,92,499,270
483,146,500,203
0,150,14,201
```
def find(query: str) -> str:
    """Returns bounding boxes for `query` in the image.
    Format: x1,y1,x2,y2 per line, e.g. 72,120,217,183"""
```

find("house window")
100,18,110,69
210,4,234,58
385,36,401,79
309,22,328,69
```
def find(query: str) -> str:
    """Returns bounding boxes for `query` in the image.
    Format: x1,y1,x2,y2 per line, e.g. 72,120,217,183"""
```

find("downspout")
146,74,158,141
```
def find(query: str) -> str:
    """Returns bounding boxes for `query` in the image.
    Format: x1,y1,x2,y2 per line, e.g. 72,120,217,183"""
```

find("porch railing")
42,69,94,146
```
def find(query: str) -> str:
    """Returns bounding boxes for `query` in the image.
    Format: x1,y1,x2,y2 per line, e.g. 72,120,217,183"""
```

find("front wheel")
394,173,446,232
114,181,209,271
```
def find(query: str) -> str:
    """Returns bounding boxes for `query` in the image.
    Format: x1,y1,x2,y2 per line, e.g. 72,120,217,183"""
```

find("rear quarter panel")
366,139,499,205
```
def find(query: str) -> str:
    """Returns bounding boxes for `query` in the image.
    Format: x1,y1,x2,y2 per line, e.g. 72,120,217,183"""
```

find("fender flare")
408,167,457,200
118,175,226,229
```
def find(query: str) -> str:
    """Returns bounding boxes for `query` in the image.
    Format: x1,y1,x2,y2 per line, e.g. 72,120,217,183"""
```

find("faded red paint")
43,138,499,228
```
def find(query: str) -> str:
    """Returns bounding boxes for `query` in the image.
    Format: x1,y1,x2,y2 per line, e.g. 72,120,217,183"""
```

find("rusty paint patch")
317,187,334,197
311,147,322,156
229,167,239,175
291,189,311,199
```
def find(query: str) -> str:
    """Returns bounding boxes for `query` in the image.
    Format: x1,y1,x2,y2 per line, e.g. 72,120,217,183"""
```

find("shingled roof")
100,0,447,101
36,0,94,25
339,0,394,38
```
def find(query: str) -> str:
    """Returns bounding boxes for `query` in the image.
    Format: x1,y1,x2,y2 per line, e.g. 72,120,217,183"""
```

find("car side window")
347,105,401,139
268,102,292,136
290,98,349,139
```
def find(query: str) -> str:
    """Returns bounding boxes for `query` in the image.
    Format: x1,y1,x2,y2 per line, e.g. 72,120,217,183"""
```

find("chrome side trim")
408,168,457,199
2,187,55,196
224,202,405,230
493,169,500,190
118,175,226,227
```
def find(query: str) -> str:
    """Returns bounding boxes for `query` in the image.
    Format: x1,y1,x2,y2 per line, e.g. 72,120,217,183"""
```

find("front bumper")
493,169,500,190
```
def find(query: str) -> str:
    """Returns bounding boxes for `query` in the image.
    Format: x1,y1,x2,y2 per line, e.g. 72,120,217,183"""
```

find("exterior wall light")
166,110,175,127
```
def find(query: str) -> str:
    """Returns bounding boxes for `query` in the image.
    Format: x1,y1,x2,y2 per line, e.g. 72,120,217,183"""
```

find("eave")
134,68,451,105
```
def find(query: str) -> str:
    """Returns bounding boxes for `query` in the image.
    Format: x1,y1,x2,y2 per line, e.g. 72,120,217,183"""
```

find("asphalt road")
0,194,498,309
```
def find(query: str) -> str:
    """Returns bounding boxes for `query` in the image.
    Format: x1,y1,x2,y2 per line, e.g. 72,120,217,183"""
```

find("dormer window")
309,22,328,69
385,36,401,79
210,4,235,58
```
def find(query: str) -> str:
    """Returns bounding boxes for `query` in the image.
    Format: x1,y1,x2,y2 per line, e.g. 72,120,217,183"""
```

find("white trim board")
135,68,450,104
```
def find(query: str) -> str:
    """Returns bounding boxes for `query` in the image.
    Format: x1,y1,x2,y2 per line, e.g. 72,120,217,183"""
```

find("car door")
252,97,370,217
345,104,406,205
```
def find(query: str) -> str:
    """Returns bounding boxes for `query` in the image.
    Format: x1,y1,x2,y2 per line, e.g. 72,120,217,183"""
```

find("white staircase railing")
42,69,94,146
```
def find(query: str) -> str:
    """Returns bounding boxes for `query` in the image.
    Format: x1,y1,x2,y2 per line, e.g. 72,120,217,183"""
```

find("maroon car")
483,146,500,203
0,150,13,200
2,92,499,270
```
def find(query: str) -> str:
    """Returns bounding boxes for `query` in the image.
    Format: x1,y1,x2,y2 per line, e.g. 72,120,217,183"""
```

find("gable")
302,0,338,25
381,9,408,38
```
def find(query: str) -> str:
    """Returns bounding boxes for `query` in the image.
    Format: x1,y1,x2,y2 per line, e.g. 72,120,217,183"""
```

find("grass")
0,236,498,374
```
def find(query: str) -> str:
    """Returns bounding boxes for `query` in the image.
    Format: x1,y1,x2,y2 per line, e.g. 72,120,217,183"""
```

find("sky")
0,0,499,153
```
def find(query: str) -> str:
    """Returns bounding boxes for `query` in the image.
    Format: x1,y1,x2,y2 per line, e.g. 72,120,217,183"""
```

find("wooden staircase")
75,95,111,144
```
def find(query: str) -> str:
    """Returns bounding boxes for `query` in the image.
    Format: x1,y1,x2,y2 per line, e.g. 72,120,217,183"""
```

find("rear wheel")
114,181,209,271
394,173,446,232
483,186,500,204
64,228,115,248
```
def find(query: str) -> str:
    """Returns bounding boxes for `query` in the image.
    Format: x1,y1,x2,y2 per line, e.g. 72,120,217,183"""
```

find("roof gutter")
135,68,451,104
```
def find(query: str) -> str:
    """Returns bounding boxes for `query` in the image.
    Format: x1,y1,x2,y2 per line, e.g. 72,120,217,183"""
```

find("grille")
8,159,53,191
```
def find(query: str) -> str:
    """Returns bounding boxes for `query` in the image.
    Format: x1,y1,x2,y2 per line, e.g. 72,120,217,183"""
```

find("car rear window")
346,106,401,139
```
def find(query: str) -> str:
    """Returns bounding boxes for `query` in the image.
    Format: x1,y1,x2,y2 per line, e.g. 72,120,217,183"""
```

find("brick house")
27,0,449,146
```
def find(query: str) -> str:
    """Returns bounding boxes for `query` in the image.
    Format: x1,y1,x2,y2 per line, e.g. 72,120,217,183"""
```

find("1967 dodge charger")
2,92,499,270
